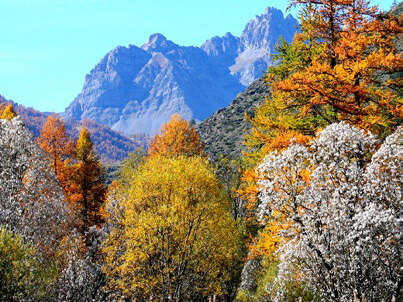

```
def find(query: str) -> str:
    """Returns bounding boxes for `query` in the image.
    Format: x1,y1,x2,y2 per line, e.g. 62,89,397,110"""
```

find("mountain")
0,95,144,163
203,7,297,86
196,75,268,159
64,7,298,135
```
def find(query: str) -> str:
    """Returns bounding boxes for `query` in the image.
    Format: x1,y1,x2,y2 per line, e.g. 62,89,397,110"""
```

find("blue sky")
0,0,395,113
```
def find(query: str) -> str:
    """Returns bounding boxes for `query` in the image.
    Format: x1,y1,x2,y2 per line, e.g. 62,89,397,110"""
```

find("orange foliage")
0,103,17,120
284,0,402,137
37,115,74,180
148,114,205,158
67,126,106,237
240,0,402,219
39,123,106,239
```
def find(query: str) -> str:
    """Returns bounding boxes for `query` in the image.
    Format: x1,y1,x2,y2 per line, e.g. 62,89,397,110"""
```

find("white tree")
256,122,400,301
0,115,113,301
0,116,70,249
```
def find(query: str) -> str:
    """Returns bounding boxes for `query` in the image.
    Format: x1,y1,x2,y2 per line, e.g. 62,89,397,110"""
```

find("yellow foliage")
0,104,17,120
103,155,242,300
76,126,94,161
249,214,289,261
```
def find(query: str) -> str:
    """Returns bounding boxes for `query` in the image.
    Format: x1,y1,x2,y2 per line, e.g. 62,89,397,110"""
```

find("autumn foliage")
67,126,106,236
148,114,205,157
37,119,106,240
0,103,17,120
103,155,242,301
37,115,74,180
241,0,402,215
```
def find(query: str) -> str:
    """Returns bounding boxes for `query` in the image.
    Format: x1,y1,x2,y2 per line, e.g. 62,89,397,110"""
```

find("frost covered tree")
256,122,400,301
0,115,70,253
0,113,72,300
54,228,110,302
0,111,112,302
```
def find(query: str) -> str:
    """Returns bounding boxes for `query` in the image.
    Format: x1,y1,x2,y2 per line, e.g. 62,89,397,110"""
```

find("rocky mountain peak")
201,32,240,57
228,7,298,86
141,33,177,52
64,7,298,136
240,7,296,51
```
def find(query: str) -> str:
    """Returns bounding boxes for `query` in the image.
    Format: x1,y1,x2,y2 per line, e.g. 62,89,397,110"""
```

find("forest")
0,0,401,301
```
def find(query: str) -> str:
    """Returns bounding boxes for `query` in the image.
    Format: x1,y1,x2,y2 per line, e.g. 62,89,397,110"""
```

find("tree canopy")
149,114,205,158
103,155,242,301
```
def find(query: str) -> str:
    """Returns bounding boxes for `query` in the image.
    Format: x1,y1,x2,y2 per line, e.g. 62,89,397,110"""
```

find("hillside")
196,75,269,159
64,7,297,135
0,95,144,163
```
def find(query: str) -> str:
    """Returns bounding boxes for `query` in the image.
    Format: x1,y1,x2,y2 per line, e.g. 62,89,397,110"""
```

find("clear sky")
0,0,395,113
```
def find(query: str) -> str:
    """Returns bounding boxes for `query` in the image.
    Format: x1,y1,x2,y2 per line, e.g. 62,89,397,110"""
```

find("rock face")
196,76,269,159
65,7,298,135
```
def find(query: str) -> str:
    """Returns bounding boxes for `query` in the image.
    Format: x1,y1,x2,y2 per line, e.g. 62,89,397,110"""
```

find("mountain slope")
196,76,269,159
0,95,143,163
64,7,297,136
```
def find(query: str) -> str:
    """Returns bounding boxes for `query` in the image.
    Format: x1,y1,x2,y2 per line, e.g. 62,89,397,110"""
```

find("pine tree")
241,0,402,214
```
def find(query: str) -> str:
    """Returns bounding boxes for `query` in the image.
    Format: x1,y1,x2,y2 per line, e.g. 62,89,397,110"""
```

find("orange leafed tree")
65,126,106,238
37,115,74,180
148,113,205,157
240,0,402,216
282,0,403,137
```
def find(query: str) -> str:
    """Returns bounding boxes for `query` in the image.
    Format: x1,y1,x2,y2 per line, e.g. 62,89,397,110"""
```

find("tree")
277,0,401,137
54,228,109,302
0,116,70,255
37,115,75,212
148,114,205,157
255,122,400,301
103,155,242,301
118,147,145,186
0,227,58,302
67,126,106,239
37,115,74,180
241,0,402,217
0,103,17,120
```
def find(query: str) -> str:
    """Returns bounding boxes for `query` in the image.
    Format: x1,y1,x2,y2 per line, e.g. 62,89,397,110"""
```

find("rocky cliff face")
196,76,269,159
64,7,298,135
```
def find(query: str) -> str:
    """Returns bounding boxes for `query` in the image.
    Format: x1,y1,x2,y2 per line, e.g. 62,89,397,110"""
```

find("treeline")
0,0,401,301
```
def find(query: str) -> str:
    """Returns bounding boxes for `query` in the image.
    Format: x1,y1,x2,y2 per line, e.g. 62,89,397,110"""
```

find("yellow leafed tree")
103,155,242,301
0,104,17,120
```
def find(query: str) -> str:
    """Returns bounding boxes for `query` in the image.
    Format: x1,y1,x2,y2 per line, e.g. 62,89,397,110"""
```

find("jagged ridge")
64,7,297,136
